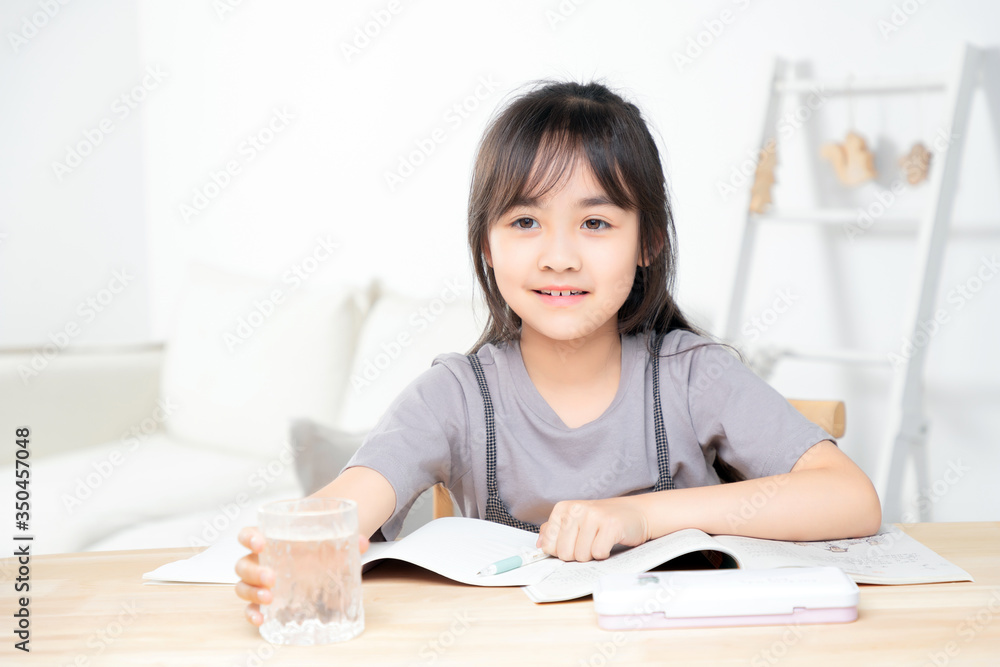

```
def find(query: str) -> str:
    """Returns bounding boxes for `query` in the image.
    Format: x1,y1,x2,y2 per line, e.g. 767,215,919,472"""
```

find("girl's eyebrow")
512,194,617,209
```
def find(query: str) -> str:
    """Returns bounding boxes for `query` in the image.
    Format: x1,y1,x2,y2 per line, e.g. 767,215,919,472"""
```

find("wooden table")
2,522,998,666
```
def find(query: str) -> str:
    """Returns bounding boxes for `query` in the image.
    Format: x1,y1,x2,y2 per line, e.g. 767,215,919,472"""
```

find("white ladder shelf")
718,42,993,523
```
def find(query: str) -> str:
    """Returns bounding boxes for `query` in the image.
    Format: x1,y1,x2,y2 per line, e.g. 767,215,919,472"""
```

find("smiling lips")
534,289,587,296
533,288,589,305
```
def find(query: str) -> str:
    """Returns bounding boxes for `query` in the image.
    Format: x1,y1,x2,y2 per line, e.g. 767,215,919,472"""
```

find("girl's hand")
235,526,371,627
536,496,650,562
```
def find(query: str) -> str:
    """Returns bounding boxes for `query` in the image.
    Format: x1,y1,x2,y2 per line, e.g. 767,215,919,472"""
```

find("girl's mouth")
533,289,589,305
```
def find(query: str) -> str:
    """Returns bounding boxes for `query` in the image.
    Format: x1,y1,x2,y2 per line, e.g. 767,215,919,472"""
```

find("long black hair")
465,77,744,367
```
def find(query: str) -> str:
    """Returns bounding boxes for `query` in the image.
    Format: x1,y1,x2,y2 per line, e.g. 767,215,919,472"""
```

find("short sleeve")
682,339,836,481
340,361,467,541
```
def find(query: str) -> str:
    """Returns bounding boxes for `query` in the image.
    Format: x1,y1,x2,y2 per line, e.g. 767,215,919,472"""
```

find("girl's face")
484,158,647,345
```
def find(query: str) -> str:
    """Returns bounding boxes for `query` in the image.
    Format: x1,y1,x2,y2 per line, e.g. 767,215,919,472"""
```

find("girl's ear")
483,240,493,268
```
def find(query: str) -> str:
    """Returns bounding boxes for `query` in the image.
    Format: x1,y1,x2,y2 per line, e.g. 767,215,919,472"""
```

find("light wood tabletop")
1,521,998,666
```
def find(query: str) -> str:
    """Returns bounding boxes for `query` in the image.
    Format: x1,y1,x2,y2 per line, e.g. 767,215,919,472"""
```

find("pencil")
477,547,553,576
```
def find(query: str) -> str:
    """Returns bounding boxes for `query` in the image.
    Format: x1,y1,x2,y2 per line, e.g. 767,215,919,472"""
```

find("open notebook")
143,516,973,603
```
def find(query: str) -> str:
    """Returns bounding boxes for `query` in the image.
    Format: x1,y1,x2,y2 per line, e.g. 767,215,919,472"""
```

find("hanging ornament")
820,75,877,186
899,142,932,185
899,92,932,185
750,138,777,214
821,131,879,186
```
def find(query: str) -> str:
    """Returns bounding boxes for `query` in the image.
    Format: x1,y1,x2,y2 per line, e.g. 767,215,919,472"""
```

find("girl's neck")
518,324,622,390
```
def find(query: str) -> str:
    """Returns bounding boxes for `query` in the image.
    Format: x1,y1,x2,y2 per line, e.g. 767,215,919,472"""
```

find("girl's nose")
538,227,581,272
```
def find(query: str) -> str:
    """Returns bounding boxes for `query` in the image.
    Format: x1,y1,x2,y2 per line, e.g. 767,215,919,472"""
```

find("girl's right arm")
235,465,397,626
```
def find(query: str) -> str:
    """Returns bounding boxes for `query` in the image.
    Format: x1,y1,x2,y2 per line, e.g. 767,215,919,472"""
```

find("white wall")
1,0,149,347
4,0,998,521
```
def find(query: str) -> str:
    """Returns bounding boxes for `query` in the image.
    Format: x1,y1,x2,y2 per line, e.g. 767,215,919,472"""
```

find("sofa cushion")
337,278,485,432
160,261,368,458
290,417,368,496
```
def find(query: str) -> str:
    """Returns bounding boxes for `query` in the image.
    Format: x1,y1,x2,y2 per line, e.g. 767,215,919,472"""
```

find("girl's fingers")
245,603,263,626
235,555,274,589
235,581,272,604
238,526,265,552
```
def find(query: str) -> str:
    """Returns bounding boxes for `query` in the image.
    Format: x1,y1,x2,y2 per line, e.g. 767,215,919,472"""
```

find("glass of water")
257,497,364,645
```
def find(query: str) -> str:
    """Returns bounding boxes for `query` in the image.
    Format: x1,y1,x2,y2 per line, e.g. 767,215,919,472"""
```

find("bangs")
486,116,639,226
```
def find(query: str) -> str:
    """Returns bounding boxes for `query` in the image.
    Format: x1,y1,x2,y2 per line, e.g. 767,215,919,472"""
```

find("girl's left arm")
635,440,882,542
536,441,882,561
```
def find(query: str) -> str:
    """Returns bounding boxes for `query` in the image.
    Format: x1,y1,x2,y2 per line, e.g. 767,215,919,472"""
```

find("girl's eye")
510,217,610,230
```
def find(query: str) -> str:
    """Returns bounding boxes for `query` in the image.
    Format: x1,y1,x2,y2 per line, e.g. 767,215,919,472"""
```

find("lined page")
714,524,974,584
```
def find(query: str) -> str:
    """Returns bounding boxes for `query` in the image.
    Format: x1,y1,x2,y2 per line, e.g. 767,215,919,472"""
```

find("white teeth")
539,290,584,296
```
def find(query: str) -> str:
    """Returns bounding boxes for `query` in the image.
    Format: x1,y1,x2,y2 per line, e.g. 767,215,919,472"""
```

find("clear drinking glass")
257,497,364,645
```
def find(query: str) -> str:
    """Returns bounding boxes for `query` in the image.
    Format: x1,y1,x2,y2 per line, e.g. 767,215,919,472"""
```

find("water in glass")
259,524,364,645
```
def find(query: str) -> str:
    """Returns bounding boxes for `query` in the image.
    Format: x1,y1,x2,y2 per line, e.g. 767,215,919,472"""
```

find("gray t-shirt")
341,328,836,541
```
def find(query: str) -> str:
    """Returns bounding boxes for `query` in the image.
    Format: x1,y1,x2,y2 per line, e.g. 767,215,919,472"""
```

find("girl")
235,79,881,626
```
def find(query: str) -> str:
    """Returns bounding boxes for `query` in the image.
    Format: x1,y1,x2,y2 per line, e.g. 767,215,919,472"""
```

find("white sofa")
1,262,485,556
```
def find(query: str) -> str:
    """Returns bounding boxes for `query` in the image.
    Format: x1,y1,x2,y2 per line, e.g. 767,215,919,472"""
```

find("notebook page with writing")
713,524,974,584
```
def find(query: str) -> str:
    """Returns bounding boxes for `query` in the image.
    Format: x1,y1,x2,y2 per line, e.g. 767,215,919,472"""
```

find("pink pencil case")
592,566,859,630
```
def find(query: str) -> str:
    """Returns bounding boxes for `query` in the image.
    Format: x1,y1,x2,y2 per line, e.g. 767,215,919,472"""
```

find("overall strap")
467,350,542,533
650,330,675,492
